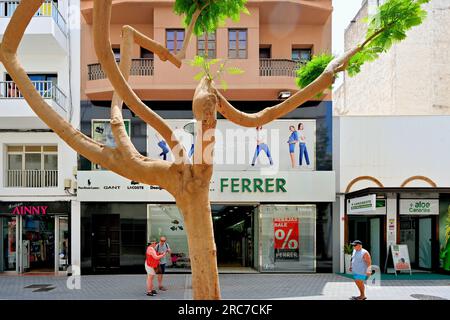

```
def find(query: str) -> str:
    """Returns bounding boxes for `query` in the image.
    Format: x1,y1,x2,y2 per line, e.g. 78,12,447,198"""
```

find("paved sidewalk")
0,274,448,300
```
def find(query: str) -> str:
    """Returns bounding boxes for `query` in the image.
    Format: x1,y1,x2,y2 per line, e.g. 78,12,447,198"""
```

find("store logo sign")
11,206,48,215
400,199,439,215
220,178,287,193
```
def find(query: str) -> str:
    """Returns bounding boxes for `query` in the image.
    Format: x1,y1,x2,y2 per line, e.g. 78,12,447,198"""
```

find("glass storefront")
1,216,17,271
81,202,327,274
259,205,316,272
0,202,70,273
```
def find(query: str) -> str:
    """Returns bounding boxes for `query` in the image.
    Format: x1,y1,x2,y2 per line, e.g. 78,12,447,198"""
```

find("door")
370,218,381,267
55,216,69,272
92,214,120,271
418,217,432,269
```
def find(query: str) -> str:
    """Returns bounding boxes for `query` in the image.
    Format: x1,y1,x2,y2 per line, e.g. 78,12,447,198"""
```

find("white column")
71,200,81,273
386,194,397,251
332,194,344,273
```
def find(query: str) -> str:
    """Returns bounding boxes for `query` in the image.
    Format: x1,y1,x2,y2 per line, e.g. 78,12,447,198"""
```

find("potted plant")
344,243,354,274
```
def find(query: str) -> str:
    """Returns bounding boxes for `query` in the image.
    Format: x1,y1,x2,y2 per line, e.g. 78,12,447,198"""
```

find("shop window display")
147,205,191,270
1,217,17,271
260,205,316,272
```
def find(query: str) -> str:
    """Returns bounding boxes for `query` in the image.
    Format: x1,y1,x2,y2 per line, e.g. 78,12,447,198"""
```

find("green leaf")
174,0,249,36
194,71,206,81
226,67,245,75
348,0,430,77
190,55,205,67
208,58,222,66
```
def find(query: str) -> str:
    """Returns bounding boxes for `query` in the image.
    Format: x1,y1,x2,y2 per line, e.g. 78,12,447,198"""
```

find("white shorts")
145,262,156,275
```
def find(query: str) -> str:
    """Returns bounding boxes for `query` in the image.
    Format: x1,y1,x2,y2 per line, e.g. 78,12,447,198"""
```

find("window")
140,48,154,59
259,46,271,59
166,29,185,54
292,48,312,63
112,47,121,62
6,145,58,188
229,29,247,59
197,32,216,58
5,74,57,98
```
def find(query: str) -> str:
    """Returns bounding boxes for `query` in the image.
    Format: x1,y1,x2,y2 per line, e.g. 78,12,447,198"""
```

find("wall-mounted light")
278,91,291,100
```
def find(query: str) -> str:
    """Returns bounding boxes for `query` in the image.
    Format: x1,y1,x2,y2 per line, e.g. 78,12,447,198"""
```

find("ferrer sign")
400,199,439,215
220,178,287,193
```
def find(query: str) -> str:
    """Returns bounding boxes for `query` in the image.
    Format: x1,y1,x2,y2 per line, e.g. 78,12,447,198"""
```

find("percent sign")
274,228,299,249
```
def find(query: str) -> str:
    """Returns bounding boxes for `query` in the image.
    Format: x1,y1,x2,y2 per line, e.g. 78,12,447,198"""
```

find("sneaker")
146,292,154,296
151,290,158,295
159,286,168,291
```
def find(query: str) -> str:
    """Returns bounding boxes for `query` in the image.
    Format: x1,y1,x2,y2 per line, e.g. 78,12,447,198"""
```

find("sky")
332,0,365,87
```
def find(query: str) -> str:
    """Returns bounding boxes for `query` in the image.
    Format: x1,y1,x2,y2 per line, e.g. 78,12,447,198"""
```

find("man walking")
155,236,171,291
349,240,372,300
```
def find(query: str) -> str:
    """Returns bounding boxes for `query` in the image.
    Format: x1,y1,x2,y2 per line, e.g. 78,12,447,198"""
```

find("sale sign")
273,217,299,261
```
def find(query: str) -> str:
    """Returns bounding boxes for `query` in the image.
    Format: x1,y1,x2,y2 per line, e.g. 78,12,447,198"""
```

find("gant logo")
11,206,48,215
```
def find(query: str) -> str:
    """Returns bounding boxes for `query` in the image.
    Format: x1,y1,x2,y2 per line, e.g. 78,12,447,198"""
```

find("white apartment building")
0,0,80,274
333,0,450,275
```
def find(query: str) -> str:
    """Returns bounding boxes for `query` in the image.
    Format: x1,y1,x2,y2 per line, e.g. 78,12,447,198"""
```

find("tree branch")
0,0,180,194
93,0,189,165
215,47,361,127
175,3,210,60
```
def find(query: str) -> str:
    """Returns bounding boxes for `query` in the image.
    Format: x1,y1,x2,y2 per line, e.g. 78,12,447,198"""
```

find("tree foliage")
174,0,249,35
348,0,430,76
190,55,244,90
295,0,430,89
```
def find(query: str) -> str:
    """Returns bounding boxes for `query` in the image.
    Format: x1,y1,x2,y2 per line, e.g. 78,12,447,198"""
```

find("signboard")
0,202,70,215
348,195,386,215
92,119,131,170
147,119,317,172
391,244,412,275
400,199,439,215
273,217,299,261
77,170,335,203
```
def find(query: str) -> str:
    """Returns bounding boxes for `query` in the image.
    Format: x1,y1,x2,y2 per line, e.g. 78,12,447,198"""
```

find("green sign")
220,178,287,193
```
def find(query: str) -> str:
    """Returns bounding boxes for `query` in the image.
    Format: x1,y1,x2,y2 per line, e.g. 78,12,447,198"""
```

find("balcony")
88,58,154,80
0,81,67,128
6,169,58,188
259,59,305,77
0,1,67,53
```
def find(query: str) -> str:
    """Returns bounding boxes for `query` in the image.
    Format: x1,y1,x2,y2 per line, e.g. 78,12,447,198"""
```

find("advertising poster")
391,244,412,273
147,119,317,172
273,217,299,261
92,119,130,170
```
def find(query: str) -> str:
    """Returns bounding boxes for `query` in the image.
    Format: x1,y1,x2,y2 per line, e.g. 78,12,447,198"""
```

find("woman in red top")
145,240,167,296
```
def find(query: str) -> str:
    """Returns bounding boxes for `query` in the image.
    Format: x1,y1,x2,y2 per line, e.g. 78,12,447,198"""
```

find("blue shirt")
351,248,369,275
288,131,298,144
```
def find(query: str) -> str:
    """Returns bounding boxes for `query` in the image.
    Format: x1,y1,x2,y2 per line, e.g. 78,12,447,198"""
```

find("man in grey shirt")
349,240,372,300
155,236,171,291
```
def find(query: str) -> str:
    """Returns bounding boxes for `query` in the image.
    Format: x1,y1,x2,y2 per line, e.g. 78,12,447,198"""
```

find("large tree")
0,0,429,299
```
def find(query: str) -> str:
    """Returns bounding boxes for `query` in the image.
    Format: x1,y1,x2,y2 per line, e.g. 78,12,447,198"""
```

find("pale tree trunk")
178,188,221,300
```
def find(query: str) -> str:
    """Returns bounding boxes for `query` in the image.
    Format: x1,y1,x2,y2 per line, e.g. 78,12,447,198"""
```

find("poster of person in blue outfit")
298,123,310,166
251,126,273,166
155,133,169,160
287,126,298,168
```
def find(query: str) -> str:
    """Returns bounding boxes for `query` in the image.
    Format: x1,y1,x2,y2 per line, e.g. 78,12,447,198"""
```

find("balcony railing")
259,59,306,77
0,1,67,35
0,80,67,112
7,170,58,188
88,58,155,80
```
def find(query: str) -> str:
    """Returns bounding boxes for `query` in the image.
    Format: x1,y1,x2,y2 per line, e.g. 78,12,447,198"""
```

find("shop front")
77,169,335,274
0,202,70,273
344,188,449,274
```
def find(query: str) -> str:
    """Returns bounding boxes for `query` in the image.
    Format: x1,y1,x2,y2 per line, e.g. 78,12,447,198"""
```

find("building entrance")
399,215,436,270
211,205,255,268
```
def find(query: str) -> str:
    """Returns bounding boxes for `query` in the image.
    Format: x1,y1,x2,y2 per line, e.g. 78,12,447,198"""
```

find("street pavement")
0,273,448,300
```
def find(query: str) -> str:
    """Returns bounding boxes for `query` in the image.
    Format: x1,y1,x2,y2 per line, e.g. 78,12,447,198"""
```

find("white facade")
334,0,450,116
333,0,450,273
0,0,80,273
